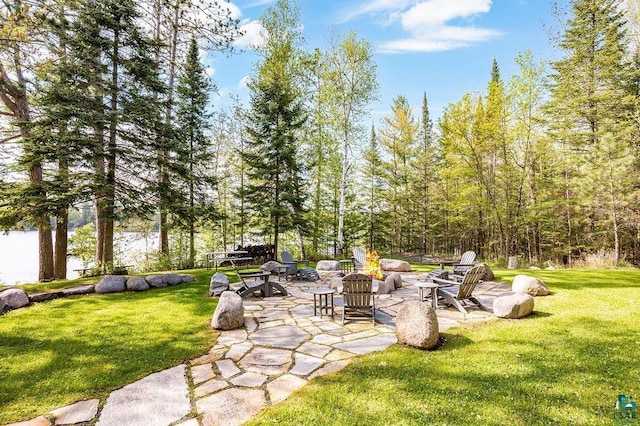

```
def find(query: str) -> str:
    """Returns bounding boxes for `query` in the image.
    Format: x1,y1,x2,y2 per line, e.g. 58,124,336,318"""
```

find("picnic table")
205,251,253,271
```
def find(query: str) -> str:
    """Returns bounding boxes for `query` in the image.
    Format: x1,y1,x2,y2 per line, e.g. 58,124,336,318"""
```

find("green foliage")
68,223,97,268
242,0,307,255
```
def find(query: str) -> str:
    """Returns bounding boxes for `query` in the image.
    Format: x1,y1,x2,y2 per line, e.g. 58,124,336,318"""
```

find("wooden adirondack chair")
341,273,376,325
352,246,366,271
451,250,477,276
432,264,486,314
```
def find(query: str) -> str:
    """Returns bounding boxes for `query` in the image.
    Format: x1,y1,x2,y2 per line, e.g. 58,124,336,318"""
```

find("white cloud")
233,19,266,49
238,75,252,90
338,0,412,23
343,0,501,53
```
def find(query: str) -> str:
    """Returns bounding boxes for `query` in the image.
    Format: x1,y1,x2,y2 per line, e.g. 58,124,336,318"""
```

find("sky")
208,0,567,122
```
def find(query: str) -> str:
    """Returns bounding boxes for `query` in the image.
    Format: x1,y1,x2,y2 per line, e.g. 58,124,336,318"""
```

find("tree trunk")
54,209,69,280
337,133,348,256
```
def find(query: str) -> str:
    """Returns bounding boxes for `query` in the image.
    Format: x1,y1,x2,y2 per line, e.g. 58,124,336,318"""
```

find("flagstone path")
9,273,511,426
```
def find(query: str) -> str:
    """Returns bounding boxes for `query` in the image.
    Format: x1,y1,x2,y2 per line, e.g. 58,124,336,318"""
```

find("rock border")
0,273,194,315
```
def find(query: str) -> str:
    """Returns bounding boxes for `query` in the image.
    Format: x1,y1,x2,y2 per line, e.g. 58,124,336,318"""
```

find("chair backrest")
460,250,476,265
280,251,297,273
457,264,485,300
342,273,373,309
353,247,366,267
281,251,294,263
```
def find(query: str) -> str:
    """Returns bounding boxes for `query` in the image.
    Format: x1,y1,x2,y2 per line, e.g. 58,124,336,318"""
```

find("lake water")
0,230,157,285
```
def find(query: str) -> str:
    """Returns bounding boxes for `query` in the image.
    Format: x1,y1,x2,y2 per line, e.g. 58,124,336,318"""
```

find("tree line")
2,0,639,282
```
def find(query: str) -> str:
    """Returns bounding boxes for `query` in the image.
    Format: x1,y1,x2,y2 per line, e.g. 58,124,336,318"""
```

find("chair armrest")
295,259,310,267
432,277,462,287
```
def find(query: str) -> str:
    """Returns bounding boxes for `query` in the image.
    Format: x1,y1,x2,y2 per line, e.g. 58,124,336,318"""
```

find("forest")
1,0,640,282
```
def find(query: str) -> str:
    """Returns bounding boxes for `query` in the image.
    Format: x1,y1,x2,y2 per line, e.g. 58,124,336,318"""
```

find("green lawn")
0,268,229,424
248,268,640,426
1,267,639,425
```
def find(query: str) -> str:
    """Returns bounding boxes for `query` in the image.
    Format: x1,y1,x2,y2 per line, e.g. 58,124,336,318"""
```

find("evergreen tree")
174,37,217,268
546,0,635,263
242,0,307,257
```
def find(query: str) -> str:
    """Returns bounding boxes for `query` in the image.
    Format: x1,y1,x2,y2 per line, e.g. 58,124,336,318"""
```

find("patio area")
30,273,512,426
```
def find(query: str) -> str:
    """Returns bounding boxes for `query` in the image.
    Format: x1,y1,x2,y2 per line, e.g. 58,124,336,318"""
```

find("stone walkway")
9,273,511,426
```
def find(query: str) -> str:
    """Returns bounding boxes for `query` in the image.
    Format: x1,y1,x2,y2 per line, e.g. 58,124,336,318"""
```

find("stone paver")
249,325,309,349
16,273,510,426
195,379,228,398
267,374,308,404
290,353,325,376
239,347,293,375
230,371,268,387
216,359,241,378
191,363,215,385
96,365,190,426
51,399,99,425
197,388,266,426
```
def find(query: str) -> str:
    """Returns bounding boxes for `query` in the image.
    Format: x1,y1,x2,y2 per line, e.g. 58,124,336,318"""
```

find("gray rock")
387,272,403,289
395,301,439,349
197,388,266,426
376,278,393,294
146,275,167,288
260,260,284,273
7,415,51,426
209,272,230,297
329,275,343,292
1,288,30,309
163,273,183,286
126,277,149,292
180,274,195,282
316,260,341,271
379,258,411,272
29,291,63,303
95,276,127,294
62,285,94,296
51,398,99,425
476,262,495,281
493,293,534,319
211,291,244,330
512,274,549,296
0,298,6,314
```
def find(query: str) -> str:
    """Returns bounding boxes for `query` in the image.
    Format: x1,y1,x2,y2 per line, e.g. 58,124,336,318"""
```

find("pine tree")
242,0,307,258
546,0,635,263
174,37,217,268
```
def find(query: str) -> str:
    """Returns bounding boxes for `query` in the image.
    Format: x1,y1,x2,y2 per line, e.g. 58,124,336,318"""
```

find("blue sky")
209,0,567,122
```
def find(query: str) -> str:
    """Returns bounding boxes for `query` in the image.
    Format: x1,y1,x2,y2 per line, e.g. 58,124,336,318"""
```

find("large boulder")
0,288,30,309
380,258,411,272
476,263,495,281
209,272,230,297
395,301,439,349
163,273,183,286
126,276,149,292
512,275,549,296
0,298,6,313
211,291,244,330
493,293,534,319
387,272,403,289
329,275,343,293
180,274,195,283
146,275,167,288
316,260,341,271
95,275,127,294
260,260,284,273
375,278,393,294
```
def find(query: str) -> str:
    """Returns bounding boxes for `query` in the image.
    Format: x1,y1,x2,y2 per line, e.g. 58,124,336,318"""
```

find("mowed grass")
0,268,236,424
248,268,640,426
